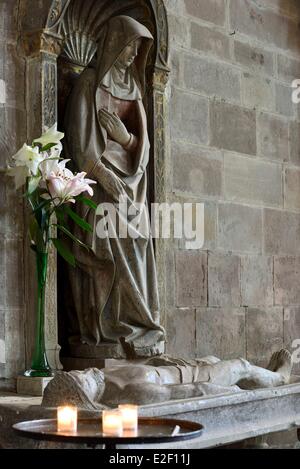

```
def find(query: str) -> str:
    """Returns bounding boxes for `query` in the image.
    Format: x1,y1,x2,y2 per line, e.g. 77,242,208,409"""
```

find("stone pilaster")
151,67,170,333
22,30,63,371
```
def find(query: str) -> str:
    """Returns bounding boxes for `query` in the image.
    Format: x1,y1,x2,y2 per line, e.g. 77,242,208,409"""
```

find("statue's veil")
95,15,154,99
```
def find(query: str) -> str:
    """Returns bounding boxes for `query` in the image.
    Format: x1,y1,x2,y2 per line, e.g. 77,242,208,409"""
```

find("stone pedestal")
61,341,165,371
69,343,127,360
16,376,53,397
61,356,149,371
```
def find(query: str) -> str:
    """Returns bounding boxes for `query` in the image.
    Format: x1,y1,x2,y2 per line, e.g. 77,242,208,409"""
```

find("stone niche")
19,0,170,371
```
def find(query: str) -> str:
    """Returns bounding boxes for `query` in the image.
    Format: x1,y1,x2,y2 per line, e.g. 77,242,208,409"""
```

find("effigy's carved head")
42,368,106,410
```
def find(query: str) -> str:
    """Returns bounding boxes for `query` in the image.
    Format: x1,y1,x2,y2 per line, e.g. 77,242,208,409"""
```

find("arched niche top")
20,0,169,80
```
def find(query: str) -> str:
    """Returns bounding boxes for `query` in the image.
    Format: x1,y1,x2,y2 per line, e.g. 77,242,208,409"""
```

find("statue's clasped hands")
99,109,131,147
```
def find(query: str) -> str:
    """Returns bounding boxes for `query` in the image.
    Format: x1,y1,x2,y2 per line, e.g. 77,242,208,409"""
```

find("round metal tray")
13,417,204,447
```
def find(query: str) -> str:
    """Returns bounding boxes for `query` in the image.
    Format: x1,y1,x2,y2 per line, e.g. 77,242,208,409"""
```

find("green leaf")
29,217,39,242
41,143,57,152
51,238,76,267
29,215,46,251
32,198,52,214
40,206,49,233
65,206,93,233
54,207,67,226
54,224,90,250
76,195,98,210
27,176,41,195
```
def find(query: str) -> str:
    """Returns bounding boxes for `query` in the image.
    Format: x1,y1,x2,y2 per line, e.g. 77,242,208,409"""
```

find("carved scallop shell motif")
61,0,150,68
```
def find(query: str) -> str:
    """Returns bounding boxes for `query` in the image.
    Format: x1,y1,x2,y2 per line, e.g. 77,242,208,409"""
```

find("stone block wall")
0,0,26,387
1,0,300,390
164,0,300,372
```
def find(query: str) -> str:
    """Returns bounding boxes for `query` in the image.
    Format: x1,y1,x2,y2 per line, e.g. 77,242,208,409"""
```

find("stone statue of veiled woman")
63,15,165,358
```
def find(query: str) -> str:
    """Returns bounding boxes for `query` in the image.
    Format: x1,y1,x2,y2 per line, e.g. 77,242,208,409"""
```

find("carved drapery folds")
21,0,170,362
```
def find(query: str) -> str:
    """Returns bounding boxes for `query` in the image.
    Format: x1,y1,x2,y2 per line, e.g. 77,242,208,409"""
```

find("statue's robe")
63,16,165,356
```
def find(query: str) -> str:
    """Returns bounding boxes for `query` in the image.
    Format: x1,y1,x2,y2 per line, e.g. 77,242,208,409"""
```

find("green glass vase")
24,251,53,377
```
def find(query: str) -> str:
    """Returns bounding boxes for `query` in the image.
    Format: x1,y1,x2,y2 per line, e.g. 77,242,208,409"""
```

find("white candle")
57,406,78,433
118,404,138,434
102,409,123,436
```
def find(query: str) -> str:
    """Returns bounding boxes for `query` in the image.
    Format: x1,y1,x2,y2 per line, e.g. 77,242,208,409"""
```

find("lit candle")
118,404,138,434
57,406,78,433
102,409,123,436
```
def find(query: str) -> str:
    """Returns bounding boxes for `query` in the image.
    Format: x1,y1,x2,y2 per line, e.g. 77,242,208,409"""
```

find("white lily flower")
33,123,64,148
40,158,70,180
7,165,30,189
46,141,63,159
12,143,45,175
47,167,96,205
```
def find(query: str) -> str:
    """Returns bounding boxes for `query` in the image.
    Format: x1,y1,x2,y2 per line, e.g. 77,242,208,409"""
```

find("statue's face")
117,38,142,68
